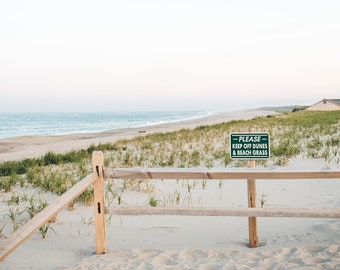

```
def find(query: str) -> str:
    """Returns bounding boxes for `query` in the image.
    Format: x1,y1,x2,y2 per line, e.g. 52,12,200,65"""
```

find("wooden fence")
1,151,340,262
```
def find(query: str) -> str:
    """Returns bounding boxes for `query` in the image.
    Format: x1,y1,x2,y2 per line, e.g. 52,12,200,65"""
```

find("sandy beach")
0,110,274,162
1,109,339,270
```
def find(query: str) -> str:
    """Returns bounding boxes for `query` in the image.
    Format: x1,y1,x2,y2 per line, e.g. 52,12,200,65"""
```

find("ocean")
0,111,213,139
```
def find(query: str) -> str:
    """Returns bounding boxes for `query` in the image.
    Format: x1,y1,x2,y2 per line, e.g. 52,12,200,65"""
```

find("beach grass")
1,110,339,183
0,110,339,235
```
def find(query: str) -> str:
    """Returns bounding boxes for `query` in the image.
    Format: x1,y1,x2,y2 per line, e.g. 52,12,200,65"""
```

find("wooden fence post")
247,159,258,248
92,151,108,254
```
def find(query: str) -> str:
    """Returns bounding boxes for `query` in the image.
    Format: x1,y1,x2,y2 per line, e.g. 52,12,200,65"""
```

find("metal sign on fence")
230,133,270,159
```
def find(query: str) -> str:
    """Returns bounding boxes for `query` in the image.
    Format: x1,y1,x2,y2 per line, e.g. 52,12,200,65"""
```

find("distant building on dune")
306,99,340,111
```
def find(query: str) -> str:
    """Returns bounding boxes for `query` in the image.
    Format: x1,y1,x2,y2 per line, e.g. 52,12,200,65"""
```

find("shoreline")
0,110,215,140
0,109,275,162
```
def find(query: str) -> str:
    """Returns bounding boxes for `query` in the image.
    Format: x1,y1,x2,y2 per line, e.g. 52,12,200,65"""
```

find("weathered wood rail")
106,206,340,218
0,172,98,262
1,151,340,262
105,167,340,180
104,165,340,248
0,152,103,262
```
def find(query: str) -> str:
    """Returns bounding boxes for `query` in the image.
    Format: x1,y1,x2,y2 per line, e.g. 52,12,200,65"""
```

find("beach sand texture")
0,110,339,269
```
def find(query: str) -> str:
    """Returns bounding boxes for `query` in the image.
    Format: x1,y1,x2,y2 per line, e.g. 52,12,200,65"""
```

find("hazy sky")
1,1,339,112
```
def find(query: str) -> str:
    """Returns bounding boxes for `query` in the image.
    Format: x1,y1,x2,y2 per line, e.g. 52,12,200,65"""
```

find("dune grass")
1,110,340,191
0,110,339,235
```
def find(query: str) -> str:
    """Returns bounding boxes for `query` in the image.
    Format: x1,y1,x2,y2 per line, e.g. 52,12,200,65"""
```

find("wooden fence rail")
103,167,340,249
106,206,340,218
104,167,340,180
1,151,340,262
0,152,104,262
0,172,98,262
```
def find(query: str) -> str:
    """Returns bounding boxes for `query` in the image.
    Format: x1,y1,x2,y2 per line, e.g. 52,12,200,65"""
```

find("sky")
0,0,339,112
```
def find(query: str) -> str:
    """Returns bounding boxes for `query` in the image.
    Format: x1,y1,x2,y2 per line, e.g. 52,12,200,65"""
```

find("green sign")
230,133,270,159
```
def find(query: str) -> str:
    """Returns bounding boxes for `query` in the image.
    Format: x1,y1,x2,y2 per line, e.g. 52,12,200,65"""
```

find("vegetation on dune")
0,110,339,236
0,110,339,184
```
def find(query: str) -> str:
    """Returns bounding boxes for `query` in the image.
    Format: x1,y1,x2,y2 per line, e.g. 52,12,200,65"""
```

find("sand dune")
1,109,339,269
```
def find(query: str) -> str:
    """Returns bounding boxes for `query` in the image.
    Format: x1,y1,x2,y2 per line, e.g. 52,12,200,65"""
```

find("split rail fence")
1,151,340,261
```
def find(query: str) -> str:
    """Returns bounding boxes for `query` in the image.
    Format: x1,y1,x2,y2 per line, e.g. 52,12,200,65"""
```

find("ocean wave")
0,111,215,139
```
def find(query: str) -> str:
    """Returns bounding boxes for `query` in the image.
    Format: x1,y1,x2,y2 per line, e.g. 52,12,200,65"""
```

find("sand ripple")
61,245,340,270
